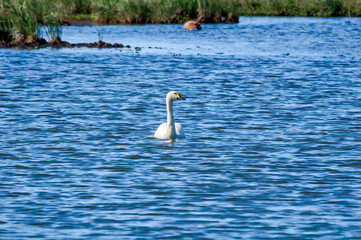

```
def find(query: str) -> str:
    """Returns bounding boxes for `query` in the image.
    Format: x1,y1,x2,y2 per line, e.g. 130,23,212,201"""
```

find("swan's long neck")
166,98,175,127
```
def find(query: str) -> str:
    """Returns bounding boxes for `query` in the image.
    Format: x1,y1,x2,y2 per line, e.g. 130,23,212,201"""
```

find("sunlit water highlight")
1,17,361,239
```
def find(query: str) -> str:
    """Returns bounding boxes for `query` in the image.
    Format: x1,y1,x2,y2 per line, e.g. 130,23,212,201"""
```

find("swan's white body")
154,91,186,139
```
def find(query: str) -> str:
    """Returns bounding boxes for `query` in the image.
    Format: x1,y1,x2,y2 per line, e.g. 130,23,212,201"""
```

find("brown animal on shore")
183,20,201,30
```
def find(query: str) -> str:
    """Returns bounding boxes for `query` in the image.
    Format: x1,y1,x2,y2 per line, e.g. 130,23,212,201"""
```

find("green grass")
1,0,361,43
88,0,361,24
237,0,361,17
90,0,241,24
1,0,40,42
68,13,96,20
0,0,63,42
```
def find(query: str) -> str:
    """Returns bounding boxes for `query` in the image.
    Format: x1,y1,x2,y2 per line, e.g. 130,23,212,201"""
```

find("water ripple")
1,17,361,239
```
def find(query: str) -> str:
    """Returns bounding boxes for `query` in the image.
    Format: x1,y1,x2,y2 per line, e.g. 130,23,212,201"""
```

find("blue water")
1,17,361,239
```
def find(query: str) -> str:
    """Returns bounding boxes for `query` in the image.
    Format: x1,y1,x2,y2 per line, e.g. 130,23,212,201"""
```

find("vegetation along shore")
1,0,360,48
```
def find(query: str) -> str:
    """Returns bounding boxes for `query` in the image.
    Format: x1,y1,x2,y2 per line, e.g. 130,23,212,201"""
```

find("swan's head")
167,91,186,101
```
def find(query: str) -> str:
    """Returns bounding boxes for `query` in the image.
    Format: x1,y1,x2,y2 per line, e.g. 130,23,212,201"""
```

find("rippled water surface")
1,17,361,239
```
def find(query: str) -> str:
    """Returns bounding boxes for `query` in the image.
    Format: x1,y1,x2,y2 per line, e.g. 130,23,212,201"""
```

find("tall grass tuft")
0,0,65,43
45,13,63,43
2,0,41,42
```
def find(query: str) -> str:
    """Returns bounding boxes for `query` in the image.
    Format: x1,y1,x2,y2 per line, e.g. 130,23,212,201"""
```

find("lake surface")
1,17,361,239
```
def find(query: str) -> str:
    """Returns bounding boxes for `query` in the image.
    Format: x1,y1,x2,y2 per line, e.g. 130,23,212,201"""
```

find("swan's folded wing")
175,123,185,138
154,123,167,139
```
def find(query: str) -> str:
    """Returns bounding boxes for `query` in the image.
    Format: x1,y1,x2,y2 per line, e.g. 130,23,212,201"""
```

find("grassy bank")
88,0,361,24
1,0,361,43
238,0,361,17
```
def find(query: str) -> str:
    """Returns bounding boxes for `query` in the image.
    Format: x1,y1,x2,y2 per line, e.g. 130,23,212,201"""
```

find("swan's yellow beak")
176,93,186,100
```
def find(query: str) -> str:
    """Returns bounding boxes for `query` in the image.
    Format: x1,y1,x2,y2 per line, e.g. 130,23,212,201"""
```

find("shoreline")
2,0,360,49
0,37,128,50
1,16,358,50
59,15,359,27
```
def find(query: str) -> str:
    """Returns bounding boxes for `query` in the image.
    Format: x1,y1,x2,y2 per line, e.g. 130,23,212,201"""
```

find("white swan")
154,91,186,139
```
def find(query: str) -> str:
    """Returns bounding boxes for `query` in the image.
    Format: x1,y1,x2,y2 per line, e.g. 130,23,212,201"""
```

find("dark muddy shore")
0,36,127,49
